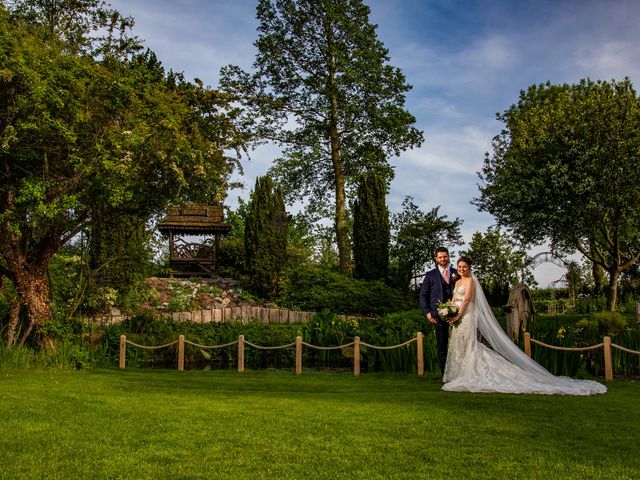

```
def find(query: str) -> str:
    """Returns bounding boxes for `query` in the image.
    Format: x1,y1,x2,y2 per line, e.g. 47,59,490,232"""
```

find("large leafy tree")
352,170,389,280
0,2,245,345
389,197,463,291
220,0,423,274
476,78,640,310
461,227,536,305
6,0,139,57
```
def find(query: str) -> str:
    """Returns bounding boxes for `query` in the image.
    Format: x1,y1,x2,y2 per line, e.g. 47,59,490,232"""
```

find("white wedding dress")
442,276,607,395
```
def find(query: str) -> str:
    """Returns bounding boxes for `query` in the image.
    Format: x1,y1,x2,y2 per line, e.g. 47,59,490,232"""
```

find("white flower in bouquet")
437,300,458,318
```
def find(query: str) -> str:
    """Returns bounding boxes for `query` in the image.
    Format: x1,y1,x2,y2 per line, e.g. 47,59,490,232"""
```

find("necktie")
443,269,449,284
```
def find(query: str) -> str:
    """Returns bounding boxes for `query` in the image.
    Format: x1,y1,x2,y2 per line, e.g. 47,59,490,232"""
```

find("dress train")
442,280,606,395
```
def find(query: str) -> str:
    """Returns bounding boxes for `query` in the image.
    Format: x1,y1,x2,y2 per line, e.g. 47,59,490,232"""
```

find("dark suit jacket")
419,267,458,320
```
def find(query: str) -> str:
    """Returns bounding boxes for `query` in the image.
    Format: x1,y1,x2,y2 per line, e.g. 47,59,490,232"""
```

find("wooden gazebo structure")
158,204,231,277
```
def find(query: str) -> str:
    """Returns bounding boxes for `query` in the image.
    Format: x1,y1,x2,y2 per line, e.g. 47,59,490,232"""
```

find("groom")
419,247,457,376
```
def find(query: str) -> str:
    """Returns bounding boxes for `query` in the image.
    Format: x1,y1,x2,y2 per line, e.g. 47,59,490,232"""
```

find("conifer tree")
244,176,288,298
353,171,389,280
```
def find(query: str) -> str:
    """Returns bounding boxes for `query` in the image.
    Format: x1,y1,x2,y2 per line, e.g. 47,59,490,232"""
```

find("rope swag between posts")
119,333,426,376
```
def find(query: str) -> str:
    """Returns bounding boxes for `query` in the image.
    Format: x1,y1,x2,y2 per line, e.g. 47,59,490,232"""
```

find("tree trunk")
13,268,52,339
326,19,351,275
332,144,351,274
592,263,605,295
2,237,55,346
3,292,21,348
607,268,619,311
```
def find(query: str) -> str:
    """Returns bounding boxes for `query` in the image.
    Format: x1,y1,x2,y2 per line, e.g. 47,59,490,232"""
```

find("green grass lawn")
0,369,638,479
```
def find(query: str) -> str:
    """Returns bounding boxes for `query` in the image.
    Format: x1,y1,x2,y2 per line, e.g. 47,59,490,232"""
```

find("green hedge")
277,265,410,315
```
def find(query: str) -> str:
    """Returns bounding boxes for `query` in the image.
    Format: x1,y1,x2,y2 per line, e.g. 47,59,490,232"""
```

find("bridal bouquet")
437,300,458,318
438,300,461,327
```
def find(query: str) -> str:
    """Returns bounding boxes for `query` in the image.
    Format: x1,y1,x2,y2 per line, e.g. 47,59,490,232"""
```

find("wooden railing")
523,332,640,382
119,333,425,376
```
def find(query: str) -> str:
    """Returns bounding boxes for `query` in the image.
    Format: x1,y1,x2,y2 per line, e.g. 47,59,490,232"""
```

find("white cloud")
459,34,518,71
401,123,494,174
110,0,258,85
575,41,640,81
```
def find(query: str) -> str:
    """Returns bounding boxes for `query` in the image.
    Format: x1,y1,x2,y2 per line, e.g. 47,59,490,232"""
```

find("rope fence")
119,331,638,381
523,332,640,382
119,333,425,376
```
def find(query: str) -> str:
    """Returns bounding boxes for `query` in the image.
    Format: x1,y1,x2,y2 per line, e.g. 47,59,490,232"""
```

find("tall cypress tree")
244,176,288,298
353,170,389,280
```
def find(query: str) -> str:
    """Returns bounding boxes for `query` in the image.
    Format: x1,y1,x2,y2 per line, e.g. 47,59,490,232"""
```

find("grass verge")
0,369,637,479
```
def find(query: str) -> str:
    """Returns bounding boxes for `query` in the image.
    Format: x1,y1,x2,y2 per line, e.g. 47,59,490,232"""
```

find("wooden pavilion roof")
158,204,231,235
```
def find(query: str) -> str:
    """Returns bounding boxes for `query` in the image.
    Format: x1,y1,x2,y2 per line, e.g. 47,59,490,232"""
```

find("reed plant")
523,312,640,377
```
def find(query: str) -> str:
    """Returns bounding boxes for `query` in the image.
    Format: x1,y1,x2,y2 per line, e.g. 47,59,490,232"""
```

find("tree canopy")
389,197,463,291
461,227,536,304
475,78,640,310
0,1,247,345
220,0,423,273
244,176,288,299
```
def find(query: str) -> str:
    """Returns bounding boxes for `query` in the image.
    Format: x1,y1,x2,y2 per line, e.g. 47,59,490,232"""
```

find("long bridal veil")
470,274,607,395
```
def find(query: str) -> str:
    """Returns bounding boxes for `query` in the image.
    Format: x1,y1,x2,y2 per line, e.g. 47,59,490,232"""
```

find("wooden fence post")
416,332,424,376
524,332,531,357
296,336,302,375
177,335,185,371
603,336,613,382
119,335,126,369
238,335,245,373
353,336,360,376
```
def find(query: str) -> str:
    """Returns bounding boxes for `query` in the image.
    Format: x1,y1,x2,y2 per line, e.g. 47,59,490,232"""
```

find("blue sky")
108,0,640,285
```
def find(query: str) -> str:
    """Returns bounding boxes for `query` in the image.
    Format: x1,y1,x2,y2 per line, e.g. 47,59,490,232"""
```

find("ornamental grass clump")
576,311,630,335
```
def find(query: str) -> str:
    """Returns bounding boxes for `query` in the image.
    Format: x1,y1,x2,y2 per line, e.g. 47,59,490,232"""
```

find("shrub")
166,283,198,313
576,311,630,334
107,309,432,372
573,295,608,314
523,313,640,377
353,171,389,281
532,288,571,302
278,265,409,315
217,237,246,279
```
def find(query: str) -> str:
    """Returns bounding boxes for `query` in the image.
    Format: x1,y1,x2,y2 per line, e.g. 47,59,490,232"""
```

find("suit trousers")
434,320,450,374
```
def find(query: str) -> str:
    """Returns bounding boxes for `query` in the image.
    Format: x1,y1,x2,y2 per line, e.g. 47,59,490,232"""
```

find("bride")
442,256,606,395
